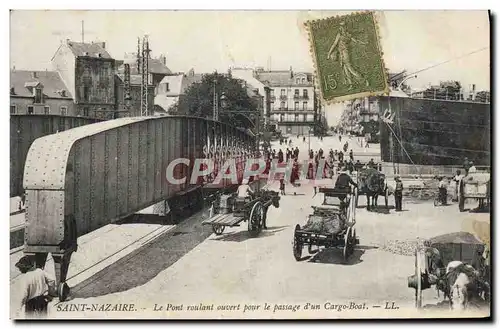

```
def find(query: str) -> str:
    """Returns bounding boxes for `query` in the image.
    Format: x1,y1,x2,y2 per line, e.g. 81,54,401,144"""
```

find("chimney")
31,72,37,79
160,54,166,65
290,66,293,78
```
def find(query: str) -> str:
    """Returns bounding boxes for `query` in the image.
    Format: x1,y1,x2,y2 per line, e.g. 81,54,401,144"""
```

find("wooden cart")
293,187,359,263
202,189,280,237
458,171,491,212
408,232,490,309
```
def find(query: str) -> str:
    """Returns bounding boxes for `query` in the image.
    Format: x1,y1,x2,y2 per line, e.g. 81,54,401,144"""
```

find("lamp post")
308,127,312,153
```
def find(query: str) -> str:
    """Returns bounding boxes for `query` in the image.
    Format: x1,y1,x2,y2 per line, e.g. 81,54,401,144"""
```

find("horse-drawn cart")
458,171,491,212
408,232,490,310
293,187,359,263
202,189,280,237
354,168,390,210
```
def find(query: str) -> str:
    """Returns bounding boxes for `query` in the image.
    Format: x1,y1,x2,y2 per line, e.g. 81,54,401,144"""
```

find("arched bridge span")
22,115,255,299
10,114,102,197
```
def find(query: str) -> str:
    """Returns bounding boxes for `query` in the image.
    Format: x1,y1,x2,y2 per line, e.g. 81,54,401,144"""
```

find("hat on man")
15,255,34,272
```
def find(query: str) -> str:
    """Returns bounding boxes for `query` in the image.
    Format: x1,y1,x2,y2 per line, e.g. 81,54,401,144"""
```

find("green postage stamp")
306,11,389,103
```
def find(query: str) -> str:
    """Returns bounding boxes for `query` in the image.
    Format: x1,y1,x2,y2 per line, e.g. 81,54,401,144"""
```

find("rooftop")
10,70,72,99
118,57,173,75
65,41,113,59
180,73,204,94
254,70,313,87
116,73,153,86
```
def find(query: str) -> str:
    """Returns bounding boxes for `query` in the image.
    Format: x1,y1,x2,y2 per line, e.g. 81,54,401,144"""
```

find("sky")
10,10,490,125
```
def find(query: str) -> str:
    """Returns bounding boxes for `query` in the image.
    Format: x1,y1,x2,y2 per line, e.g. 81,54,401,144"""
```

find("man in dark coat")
394,175,404,211
334,167,358,203
278,149,284,163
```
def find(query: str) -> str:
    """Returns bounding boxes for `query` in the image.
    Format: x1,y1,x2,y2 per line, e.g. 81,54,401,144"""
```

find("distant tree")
175,72,258,129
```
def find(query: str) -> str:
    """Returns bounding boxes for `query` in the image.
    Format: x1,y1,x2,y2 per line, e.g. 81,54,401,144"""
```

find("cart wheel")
414,249,425,309
248,201,263,237
343,227,352,263
58,282,70,302
293,224,303,261
212,224,225,235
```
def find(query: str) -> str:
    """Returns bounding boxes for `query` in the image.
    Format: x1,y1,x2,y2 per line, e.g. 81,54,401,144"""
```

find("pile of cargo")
303,211,346,235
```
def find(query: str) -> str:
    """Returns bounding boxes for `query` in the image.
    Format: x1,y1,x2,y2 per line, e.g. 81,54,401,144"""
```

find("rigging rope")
383,119,416,166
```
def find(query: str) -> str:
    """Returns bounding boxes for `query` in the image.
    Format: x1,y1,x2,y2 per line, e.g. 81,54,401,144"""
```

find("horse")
356,169,387,211
444,261,481,311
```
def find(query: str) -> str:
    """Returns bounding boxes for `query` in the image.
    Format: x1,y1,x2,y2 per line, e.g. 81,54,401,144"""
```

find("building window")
280,89,285,96
270,89,274,97
83,86,90,102
303,102,308,110
303,89,308,98
296,78,300,84
295,114,299,122
44,106,50,114
83,107,90,117
34,88,43,104
294,102,299,110
294,89,299,97
10,105,16,114
301,78,305,84
60,106,68,116
58,117,65,132
280,114,285,122
280,101,285,110
270,102,274,109
27,106,34,114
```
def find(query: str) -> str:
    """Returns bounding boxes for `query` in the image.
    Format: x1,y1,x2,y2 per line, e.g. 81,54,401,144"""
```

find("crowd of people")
264,136,383,196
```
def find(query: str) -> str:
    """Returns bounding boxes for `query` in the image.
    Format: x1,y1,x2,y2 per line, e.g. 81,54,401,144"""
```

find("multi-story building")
253,67,316,136
114,74,155,117
118,53,173,95
154,69,203,113
52,40,116,119
10,69,75,116
231,67,271,126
